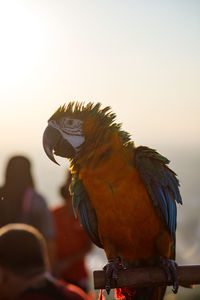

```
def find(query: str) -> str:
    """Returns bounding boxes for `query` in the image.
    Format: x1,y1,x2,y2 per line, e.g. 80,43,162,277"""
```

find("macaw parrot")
43,102,182,300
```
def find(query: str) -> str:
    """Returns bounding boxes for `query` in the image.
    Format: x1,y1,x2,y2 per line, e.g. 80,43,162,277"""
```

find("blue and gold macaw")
43,102,182,300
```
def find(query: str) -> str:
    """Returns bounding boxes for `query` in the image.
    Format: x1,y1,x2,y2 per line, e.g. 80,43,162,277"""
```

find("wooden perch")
94,265,200,289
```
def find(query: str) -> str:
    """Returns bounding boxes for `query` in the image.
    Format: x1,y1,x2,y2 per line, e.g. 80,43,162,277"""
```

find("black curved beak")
43,125,60,165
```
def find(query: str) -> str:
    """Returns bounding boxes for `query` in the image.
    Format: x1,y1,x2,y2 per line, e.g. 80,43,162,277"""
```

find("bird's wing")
70,173,103,248
134,146,182,249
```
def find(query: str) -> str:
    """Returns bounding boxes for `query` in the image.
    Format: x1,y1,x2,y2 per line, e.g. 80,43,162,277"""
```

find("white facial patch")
62,134,85,148
48,118,85,151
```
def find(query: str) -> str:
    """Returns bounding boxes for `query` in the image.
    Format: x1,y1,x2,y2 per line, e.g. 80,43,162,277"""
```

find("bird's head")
43,102,130,165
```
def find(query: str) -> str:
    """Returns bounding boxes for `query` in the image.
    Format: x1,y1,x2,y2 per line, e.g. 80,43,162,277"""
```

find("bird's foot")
159,256,178,294
103,257,123,294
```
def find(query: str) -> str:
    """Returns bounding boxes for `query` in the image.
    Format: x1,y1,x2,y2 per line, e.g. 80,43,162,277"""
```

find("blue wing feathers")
70,174,103,248
135,146,182,248
151,183,169,222
167,171,182,204
164,188,177,240
78,201,97,244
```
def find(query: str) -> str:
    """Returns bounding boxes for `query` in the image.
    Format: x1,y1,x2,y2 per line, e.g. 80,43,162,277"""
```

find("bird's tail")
115,286,166,300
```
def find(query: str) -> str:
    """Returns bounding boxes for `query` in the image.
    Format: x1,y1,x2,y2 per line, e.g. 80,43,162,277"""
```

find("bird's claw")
159,257,178,294
103,257,123,294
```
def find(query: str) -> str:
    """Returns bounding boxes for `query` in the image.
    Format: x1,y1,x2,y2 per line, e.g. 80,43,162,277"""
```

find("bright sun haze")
0,0,199,213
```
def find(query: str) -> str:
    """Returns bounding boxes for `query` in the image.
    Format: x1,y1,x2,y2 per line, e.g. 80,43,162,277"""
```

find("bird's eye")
66,119,74,126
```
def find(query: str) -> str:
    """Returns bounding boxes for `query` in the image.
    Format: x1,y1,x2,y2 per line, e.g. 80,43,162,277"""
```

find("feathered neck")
70,117,134,172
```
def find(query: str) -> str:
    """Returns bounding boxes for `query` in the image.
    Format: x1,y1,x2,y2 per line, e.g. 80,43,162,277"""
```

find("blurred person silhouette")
0,155,55,265
0,223,89,300
52,171,92,293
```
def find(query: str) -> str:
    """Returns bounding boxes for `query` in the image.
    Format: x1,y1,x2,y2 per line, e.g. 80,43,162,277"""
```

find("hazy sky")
0,0,199,207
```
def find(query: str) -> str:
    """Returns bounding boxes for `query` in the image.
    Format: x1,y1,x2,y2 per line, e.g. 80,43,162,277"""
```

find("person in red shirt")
0,223,89,300
52,172,92,292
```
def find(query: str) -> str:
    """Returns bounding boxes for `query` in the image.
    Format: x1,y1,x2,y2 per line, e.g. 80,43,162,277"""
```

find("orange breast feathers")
78,134,172,264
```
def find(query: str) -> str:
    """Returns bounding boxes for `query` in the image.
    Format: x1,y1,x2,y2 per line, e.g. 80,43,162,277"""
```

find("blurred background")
0,0,199,298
